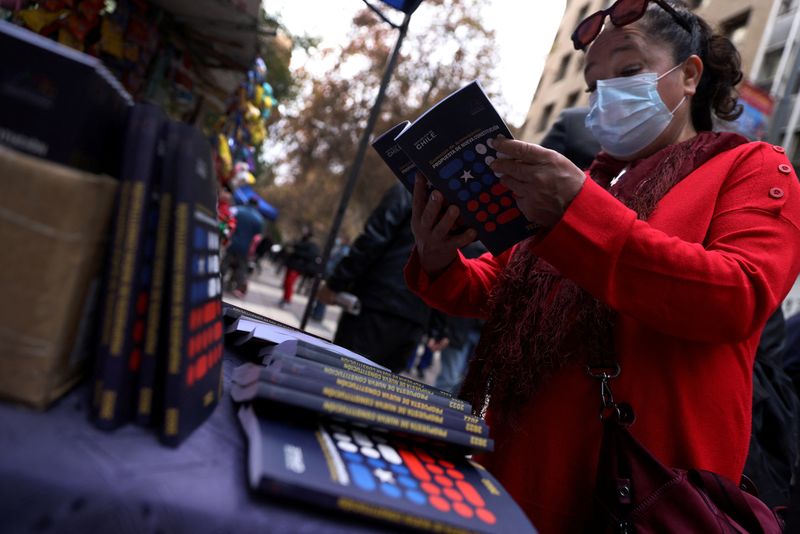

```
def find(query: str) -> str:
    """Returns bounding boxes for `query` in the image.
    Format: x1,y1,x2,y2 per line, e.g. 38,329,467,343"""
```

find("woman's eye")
620,66,641,77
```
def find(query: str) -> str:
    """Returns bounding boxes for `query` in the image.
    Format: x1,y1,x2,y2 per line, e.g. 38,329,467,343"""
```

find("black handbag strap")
690,470,768,534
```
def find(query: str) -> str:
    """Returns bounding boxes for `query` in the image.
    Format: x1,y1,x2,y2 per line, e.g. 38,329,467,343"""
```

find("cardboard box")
0,20,132,176
0,146,117,408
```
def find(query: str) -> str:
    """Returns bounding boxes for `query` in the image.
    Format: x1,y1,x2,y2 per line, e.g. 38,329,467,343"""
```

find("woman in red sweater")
406,1,800,531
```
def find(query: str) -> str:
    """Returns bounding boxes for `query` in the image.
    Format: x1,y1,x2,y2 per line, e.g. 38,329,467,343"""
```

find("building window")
555,54,571,82
722,11,751,52
538,103,555,132
759,48,783,84
780,0,798,16
566,90,581,109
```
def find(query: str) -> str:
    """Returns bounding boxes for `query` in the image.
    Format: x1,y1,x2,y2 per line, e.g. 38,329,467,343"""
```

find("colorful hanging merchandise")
214,56,275,187
11,0,161,98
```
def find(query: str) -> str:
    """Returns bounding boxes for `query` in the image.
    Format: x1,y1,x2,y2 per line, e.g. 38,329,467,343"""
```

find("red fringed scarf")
459,132,748,417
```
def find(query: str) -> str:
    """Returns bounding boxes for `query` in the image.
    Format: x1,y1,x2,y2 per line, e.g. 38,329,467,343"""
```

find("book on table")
224,303,538,533
372,80,538,256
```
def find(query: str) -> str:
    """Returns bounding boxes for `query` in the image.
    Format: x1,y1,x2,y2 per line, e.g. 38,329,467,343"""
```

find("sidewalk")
224,261,341,341
225,260,443,387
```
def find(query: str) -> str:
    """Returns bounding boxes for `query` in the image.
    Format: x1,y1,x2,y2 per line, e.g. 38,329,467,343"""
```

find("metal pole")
300,11,412,330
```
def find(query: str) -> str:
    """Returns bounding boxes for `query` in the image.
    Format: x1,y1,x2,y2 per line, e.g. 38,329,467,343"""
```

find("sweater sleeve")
327,184,410,292
404,247,513,319
532,143,800,343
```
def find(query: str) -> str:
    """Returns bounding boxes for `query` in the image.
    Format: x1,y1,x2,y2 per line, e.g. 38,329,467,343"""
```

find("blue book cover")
387,81,537,255
238,406,537,534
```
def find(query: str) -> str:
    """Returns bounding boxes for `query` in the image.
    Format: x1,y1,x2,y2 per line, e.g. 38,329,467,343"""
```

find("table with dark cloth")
0,352,393,533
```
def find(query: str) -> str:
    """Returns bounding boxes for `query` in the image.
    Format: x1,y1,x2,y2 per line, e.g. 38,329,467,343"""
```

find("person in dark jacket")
223,197,264,297
280,228,320,307
318,183,431,372
538,106,601,170
742,308,800,508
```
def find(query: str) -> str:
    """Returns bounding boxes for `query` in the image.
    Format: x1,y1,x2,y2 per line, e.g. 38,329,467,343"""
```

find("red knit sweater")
405,142,800,533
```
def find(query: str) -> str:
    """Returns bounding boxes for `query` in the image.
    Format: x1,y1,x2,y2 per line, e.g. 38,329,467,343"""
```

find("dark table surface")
0,352,393,534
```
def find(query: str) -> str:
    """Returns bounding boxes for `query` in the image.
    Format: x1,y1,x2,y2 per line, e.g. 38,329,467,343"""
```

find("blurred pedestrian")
310,237,350,322
222,197,263,298
539,106,601,170
280,227,320,308
318,183,431,372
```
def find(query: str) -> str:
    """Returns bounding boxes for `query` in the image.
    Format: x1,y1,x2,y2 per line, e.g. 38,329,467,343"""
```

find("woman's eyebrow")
584,44,640,77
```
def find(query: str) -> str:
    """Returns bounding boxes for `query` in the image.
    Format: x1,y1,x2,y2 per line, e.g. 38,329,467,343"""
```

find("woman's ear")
682,55,703,96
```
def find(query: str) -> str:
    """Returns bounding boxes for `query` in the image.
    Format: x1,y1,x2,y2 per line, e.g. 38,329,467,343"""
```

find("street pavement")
223,261,341,341
224,260,442,385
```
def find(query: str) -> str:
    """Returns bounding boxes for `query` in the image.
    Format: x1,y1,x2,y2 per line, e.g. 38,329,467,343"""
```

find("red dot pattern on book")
335,431,505,528
429,496,451,513
435,475,454,488
453,501,474,518
427,464,444,476
186,299,224,387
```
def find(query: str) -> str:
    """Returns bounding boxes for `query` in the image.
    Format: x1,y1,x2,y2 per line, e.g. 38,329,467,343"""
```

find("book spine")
135,190,172,425
258,368,488,437
256,480,472,534
93,179,132,413
162,200,190,443
294,341,469,406
266,354,473,415
97,179,147,428
269,357,482,422
251,383,493,453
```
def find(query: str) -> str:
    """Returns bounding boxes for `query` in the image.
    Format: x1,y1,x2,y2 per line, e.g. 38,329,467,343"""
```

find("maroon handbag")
587,365,784,533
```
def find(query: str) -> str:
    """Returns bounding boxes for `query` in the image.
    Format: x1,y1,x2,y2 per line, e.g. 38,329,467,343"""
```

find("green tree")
260,0,503,241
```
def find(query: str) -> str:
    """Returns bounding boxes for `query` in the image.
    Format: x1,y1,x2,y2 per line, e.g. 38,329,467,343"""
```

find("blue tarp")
233,184,278,221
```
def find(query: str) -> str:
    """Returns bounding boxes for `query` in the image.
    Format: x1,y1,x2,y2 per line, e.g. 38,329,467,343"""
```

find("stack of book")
223,304,537,533
92,103,223,447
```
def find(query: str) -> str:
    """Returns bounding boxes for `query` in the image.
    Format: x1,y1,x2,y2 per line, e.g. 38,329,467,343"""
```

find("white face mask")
585,64,686,158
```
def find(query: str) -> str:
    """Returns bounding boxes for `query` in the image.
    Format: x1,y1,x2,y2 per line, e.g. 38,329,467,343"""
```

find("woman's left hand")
490,138,587,228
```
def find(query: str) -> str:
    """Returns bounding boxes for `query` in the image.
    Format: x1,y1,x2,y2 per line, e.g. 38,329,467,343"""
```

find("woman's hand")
490,139,586,228
316,282,337,305
411,174,477,277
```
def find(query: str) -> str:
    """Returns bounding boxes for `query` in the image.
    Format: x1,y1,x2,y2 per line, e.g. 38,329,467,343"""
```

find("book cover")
160,123,224,446
0,20,132,176
231,362,488,437
238,406,536,533
371,121,416,192
372,121,469,235
234,381,492,453
392,81,537,255
93,103,167,430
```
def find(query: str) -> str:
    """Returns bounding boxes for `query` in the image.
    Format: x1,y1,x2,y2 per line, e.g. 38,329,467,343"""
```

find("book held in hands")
372,80,538,255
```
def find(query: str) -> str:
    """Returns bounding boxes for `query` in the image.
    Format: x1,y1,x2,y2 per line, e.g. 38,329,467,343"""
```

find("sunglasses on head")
571,0,693,50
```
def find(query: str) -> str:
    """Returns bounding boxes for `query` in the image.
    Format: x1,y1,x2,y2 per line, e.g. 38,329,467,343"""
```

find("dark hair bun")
705,33,744,120
640,2,744,131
